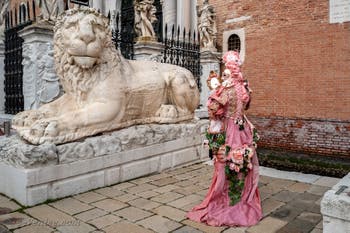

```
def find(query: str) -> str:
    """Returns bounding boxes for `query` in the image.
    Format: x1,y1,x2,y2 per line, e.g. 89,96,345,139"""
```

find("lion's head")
53,8,122,104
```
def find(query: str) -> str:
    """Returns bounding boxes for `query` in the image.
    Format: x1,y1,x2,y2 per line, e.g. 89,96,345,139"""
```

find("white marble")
199,51,221,110
134,40,164,61
19,24,60,111
12,8,200,145
0,132,205,206
321,173,350,233
330,0,350,23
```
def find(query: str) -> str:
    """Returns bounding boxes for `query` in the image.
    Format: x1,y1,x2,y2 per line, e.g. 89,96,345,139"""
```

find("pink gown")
187,80,262,227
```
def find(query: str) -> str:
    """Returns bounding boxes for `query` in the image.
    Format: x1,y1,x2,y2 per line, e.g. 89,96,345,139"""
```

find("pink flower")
234,165,240,173
233,150,243,164
229,163,236,171
247,163,253,170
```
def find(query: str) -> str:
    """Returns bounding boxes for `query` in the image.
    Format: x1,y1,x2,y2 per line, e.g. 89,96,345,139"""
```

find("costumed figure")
134,0,157,38
187,51,262,227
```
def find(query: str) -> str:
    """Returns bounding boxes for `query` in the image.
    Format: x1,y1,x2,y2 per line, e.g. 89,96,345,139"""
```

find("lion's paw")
156,105,178,119
12,110,45,128
29,119,59,138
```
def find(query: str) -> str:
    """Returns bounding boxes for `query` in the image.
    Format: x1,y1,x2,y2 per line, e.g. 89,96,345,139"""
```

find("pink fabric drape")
187,119,262,227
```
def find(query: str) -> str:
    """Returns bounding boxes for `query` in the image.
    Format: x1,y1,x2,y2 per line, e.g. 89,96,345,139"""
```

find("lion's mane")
53,8,124,105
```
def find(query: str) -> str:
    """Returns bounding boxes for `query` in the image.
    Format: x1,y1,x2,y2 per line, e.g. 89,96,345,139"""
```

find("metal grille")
228,34,241,52
4,1,35,114
161,25,201,91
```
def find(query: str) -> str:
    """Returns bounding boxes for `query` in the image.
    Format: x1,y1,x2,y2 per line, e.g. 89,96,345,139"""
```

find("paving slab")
88,214,121,229
94,187,125,198
276,218,314,233
222,227,247,233
307,185,330,196
272,190,299,203
296,212,322,224
104,221,154,233
128,198,161,211
168,194,203,208
73,192,106,204
91,199,128,212
271,204,304,222
13,225,54,233
262,199,285,217
56,221,96,233
247,217,287,233
313,176,340,187
24,205,76,228
0,213,34,230
49,198,94,215
0,225,10,233
182,219,226,233
137,215,182,233
151,192,184,204
172,225,203,233
74,208,107,222
114,206,153,222
288,182,311,193
152,205,187,221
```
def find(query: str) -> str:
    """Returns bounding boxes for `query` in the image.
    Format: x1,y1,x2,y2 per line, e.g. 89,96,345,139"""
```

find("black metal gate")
118,0,135,59
4,2,35,114
161,25,201,91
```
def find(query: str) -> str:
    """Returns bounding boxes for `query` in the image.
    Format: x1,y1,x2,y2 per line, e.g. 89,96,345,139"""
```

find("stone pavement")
0,162,340,233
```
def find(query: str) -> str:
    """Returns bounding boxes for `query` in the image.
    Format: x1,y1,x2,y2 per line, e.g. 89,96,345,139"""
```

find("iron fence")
4,0,36,114
161,24,201,91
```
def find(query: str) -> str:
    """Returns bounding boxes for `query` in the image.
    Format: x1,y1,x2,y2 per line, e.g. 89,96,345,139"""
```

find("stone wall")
250,116,350,157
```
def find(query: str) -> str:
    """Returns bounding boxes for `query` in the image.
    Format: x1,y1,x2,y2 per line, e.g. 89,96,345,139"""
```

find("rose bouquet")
225,145,254,206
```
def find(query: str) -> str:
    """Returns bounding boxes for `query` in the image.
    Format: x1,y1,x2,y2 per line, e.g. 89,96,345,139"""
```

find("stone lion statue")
12,8,200,145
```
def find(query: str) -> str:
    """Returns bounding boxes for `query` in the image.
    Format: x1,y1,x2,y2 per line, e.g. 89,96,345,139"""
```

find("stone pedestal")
0,41,4,114
321,173,350,233
18,23,60,111
0,120,208,206
134,40,164,61
196,50,221,118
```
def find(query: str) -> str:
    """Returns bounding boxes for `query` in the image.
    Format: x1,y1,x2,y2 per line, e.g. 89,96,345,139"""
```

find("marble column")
162,0,176,37
177,0,191,33
195,50,221,118
19,23,60,110
91,0,103,12
190,0,198,33
0,40,4,113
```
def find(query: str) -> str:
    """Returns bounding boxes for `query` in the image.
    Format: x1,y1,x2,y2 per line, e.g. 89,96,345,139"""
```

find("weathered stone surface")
321,173,350,233
104,221,154,233
88,214,121,229
114,206,153,222
1,121,207,168
137,215,182,233
247,217,287,233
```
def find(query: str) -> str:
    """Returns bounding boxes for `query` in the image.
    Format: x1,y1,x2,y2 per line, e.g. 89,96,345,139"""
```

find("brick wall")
210,0,350,156
249,116,350,157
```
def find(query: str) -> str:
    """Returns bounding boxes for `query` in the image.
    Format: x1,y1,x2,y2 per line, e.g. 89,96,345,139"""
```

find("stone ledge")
321,173,350,233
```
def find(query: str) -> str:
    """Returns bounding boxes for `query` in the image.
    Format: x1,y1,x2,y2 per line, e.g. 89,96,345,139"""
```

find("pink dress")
187,79,262,227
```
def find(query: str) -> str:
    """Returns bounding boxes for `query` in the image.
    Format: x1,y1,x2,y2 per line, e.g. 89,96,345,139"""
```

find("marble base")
321,173,350,233
134,40,164,61
0,121,209,206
